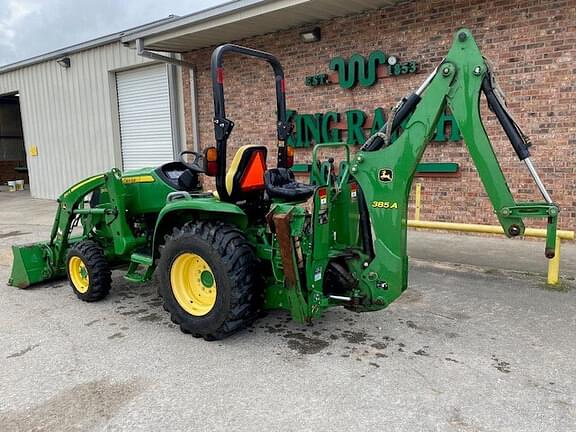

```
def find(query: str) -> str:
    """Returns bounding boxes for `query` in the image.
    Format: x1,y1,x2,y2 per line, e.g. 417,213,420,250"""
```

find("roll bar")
210,44,291,202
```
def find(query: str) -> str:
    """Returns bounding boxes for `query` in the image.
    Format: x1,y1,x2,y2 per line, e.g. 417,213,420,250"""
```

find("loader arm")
49,169,142,263
350,28,559,308
9,169,142,288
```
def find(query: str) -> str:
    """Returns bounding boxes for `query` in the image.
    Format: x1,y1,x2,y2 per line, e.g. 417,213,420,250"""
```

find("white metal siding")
0,42,154,199
116,64,174,170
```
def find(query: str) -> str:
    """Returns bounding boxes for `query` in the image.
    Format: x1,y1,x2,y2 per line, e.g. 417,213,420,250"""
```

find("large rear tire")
158,221,261,340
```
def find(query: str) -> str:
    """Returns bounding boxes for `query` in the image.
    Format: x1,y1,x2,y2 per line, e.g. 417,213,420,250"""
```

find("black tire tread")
159,221,261,341
66,240,112,302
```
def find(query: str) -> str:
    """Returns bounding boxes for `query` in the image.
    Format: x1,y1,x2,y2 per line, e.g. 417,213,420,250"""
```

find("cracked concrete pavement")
0,190,575,431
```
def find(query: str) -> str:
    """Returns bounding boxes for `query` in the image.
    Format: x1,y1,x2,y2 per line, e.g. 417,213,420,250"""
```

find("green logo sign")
297,51,458,149
287,108,461,148
305,50,418,89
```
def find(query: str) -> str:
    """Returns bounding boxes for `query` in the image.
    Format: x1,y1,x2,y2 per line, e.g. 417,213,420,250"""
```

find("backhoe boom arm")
350,28,559,308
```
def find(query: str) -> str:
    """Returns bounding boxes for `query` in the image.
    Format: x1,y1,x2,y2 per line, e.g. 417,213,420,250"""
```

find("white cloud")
0,0,43,49
0,0,226,66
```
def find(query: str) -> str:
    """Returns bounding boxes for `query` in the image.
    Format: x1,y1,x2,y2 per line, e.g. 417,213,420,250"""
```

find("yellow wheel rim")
170,252,217,316
68,256,90,294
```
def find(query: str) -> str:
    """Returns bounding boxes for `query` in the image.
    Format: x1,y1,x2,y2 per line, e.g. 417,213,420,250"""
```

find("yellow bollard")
547,237,561,285
415,183,422,221
407,220,574,285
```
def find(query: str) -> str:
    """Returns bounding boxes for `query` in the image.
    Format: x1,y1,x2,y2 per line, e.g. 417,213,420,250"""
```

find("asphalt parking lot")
1,192,575,431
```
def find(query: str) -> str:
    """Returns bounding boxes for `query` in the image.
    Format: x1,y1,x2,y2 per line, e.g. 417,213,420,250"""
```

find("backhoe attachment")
351,28,559,309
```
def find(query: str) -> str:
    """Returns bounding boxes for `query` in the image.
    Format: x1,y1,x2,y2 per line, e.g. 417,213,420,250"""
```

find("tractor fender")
152,197,248,258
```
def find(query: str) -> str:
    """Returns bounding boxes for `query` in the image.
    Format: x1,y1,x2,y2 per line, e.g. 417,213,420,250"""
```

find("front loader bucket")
8,242,57,288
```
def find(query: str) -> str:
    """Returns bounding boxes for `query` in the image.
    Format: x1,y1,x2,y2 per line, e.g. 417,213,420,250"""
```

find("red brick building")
127,0,576,229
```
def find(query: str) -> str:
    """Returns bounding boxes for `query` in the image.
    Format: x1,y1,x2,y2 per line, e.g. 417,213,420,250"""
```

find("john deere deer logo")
378,169,393,183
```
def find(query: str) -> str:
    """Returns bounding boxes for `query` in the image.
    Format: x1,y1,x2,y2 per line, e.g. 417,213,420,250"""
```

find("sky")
0,0,228,66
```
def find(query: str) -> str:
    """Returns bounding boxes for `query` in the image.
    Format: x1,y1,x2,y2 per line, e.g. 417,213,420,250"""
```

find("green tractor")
9,29,559,340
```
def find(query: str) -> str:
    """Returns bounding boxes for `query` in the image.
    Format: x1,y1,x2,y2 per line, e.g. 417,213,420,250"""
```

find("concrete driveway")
1,191,575,431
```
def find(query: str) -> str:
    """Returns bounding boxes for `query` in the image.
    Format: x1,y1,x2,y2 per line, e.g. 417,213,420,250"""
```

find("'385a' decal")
371,201,398,209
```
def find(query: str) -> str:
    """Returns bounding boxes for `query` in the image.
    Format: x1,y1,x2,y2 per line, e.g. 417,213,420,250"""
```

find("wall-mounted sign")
287,108,461,148
305,50,418,89
296,49,458,150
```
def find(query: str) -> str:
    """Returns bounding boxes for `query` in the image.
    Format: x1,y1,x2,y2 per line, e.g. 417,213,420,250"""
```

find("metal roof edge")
120,0,283,44
0,15,180,74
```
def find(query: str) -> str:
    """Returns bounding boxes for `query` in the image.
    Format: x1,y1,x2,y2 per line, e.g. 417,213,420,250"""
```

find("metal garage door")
116,64,175,170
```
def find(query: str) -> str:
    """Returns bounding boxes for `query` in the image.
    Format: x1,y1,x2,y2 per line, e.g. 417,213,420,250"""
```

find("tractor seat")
265,168,316,201
156,162,200,191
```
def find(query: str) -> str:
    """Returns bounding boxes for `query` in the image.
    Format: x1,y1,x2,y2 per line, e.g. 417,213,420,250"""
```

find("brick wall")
182,0,575,230
0,160,28,183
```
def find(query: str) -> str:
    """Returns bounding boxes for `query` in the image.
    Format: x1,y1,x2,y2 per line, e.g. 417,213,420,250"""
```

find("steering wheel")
179,150,205,173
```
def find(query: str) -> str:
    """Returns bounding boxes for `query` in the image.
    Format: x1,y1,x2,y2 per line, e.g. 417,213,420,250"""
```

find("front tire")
66,240,112,302
158,221,261,340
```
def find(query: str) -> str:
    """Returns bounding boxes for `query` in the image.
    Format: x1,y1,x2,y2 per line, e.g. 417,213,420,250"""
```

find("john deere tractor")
9,29,559,340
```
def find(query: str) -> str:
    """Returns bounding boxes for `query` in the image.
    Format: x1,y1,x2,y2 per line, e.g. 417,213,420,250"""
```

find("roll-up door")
116,64,174,170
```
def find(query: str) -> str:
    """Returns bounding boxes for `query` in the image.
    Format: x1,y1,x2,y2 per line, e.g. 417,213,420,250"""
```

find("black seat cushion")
178,169,200,190
155,162,200,191
265,168,316,201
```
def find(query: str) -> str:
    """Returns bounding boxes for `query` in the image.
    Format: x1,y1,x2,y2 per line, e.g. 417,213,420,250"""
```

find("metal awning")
122,0,403,52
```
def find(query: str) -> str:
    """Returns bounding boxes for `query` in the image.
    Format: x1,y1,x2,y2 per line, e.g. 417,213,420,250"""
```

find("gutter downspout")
136,38,200,152
188,65,201,153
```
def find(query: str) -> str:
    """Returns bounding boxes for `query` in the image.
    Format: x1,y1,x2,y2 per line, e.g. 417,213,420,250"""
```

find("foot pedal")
124,253,155,283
